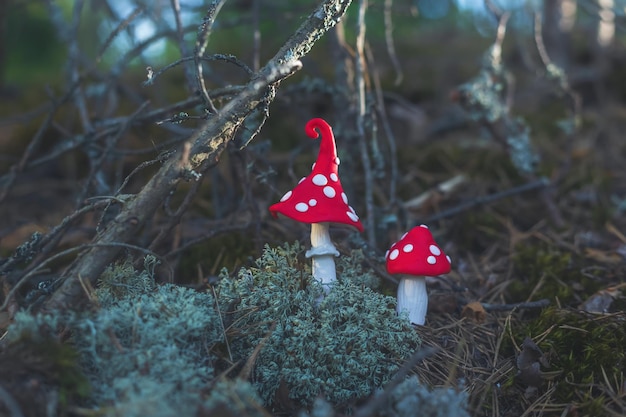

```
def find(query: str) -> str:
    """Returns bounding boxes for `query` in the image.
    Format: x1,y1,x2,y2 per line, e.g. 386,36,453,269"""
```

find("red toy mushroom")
270,118,363,291
385,224,451,325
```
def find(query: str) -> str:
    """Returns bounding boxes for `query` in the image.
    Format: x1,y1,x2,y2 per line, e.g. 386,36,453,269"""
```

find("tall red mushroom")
269,118,363,291
385,225,451,325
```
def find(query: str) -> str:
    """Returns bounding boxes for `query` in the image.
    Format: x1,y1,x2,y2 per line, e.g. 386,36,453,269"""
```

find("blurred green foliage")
5,2,66,85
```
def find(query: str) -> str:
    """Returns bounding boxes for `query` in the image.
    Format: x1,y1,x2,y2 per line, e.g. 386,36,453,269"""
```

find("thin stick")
365,43,399,208
383,0,403,85
355,0,376,247
194,0,227,114
97,7,144,64
482,298,550,312
145,54,252,87
1,242,166,312
169,0,195,92
238,322,276,380
78,100,151,201
252,0,262,72
421,177,549,224
211,285,233,363
0,201,107,278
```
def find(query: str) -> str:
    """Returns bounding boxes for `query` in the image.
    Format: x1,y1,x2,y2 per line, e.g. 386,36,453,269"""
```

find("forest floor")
1,10,626,417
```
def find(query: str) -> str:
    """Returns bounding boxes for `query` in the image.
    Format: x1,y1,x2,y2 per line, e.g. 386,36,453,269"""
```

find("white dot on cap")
280,190,292,202
446,255,452,264
311,162,316,170
335,157,341,165
429,245,441,256
420,224,429,229
312,174,327,186
347,211,359,222
427,255,436,264
403,243,414,253
341,192,348,204
309,199,317,206
330,173,338,182
323,186,336,198
298,177,306,184
389,249,399,260
295,202,309,212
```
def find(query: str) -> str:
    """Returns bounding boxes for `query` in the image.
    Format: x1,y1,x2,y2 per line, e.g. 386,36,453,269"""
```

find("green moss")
8,257,224,417
5,3,66,85
576,392,608,416
447,210,505,254
3,328,91,407
515,308,626,415
509,243,601,305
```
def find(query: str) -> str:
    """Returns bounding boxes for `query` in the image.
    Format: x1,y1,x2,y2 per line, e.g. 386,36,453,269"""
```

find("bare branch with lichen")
40,0,354,312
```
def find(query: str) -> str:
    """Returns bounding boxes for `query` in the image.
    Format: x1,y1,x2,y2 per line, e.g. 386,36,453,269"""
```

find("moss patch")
509,243,602,305
515,308,626,416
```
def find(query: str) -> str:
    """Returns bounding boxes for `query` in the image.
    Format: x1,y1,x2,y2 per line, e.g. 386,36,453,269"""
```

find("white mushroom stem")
397,276,428,325
305,222,340,292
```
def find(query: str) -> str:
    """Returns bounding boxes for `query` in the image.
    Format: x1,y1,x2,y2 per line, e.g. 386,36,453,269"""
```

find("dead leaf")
461,301,487,323
516,337,548,388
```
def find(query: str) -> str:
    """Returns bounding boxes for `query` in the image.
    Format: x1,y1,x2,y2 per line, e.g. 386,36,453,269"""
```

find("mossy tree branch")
42,0,353,312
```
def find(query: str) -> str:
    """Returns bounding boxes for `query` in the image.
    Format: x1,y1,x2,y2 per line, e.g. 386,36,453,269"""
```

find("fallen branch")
41,0,354,312
421,177,549,224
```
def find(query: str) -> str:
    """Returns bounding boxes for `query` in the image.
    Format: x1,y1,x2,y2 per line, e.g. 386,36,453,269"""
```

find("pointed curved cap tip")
269,118,363,232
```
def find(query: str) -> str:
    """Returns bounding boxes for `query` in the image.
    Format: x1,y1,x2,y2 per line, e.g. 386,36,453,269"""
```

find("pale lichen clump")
379,376,470,417
217,243,422,409
7,257,223,417
200,379,266,417
5,248,471,416
299,376,470,417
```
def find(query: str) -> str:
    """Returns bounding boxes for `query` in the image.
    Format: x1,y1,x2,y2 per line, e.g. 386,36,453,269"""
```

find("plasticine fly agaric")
386,225,451,325
269,118,363,292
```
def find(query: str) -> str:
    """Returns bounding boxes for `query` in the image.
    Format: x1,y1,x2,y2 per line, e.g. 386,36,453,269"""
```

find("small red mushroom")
270,118,363,291
385,224,451,325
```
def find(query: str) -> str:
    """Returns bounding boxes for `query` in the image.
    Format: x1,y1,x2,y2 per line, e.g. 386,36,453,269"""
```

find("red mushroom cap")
385,225,451,276
269,118,363,232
